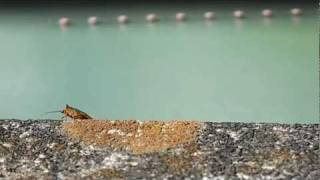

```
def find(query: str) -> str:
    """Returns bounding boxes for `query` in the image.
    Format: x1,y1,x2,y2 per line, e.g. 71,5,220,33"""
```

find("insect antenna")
46,110,63,113
41,110,63,116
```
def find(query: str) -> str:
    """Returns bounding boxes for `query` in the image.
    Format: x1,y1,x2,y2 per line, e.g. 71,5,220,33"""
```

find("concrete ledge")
0,120,319,179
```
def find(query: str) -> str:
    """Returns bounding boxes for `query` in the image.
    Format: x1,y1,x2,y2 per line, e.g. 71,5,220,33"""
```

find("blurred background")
0,0,318,123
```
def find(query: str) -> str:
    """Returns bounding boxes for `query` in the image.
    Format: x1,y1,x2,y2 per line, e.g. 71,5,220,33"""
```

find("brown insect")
46,104,92,120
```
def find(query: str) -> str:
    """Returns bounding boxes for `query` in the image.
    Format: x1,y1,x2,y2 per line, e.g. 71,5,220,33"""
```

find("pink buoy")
291,8,302,16
204,11,216,20
88,16,98,26
146,14,159,23
261,9,273,17
117,15,129,24
59,17,70,27
176,12,187,21
233,10,245,19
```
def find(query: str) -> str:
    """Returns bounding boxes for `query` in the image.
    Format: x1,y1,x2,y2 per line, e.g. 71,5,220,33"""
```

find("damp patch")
62,119,202,154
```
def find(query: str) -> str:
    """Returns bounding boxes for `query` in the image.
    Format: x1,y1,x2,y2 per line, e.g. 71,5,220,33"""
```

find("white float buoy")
291,8,302,16
117,15,129,24
204,11,216,20
146,14,159,23
261,9,273,17
233,10,245,19
88,16,98,26
59,17,70,27
176,12,187,21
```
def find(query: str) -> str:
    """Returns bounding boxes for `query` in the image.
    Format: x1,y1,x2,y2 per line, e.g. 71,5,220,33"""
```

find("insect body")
62,104,92,119
46,104,92,120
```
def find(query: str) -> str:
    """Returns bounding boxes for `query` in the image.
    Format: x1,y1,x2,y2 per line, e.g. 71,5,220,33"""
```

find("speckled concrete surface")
0,120,319,180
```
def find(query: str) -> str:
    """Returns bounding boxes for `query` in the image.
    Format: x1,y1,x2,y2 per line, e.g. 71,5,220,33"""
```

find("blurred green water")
0,4,318,123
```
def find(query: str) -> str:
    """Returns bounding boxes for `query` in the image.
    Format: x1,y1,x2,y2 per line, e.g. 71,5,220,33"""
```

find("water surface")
0,3,318,123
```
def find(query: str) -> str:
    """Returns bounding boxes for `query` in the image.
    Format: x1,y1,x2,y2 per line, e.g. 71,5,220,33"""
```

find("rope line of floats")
58,8,303,27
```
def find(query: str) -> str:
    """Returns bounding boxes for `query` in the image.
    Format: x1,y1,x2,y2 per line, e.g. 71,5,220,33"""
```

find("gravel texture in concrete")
0,120,319,179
